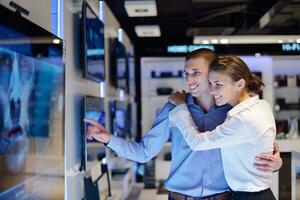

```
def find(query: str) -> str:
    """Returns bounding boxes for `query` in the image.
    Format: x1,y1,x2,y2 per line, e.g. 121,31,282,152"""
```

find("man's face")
183,57,210,97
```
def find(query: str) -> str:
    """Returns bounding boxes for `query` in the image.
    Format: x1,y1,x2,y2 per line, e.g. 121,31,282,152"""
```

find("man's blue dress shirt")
107,95,232,197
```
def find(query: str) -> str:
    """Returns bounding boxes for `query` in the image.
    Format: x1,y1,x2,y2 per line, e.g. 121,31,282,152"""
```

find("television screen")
82,0,105,82
114,108,126,138
109,39,129,92
0,4,65,200
109,101,128,139
82,96,106,171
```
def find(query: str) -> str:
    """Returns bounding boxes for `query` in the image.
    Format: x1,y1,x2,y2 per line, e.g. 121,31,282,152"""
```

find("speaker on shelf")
297,75,300,87
275,75,287,87
287,75,297,87
151,70,156,78
156,87,173,95
177,70,183,77
275,120,289,134
160,71,173,78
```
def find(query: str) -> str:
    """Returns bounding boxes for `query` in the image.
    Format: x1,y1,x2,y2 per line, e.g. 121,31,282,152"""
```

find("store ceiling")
105,0,300,47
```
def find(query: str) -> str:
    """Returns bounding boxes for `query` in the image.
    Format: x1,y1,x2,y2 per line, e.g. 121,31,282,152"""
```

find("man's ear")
236,79,246,91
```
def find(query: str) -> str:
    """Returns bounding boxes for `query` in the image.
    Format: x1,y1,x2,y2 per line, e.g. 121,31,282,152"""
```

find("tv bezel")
81,0,105,83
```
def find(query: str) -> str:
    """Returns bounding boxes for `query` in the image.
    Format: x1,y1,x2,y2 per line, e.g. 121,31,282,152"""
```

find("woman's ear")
236,79,246,91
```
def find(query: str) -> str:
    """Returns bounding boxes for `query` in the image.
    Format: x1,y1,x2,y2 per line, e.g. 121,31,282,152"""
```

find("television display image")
82,0,105,82
109,39,129,92
114,108,126,138
81,96,106,171
0,4,65,200
109,101,128,139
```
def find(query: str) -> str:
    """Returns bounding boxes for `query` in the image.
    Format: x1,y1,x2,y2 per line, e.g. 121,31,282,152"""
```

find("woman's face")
208,71,242,106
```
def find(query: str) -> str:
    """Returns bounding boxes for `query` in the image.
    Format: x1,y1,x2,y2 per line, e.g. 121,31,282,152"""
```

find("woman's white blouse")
169,96,276,192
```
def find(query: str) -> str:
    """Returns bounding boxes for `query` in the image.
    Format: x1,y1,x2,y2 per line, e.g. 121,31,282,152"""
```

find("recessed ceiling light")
211,39,219,44
124,1,157,17
52,39,61,44
255,53,261,57
135,25,161,37
202,40,210,44
297,38,300,43
277,39,283,43
220,38,229,44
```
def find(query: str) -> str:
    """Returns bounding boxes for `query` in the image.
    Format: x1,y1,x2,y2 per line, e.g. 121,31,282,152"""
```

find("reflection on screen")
0,48,64,199
85,110,106,143
84,96,106,167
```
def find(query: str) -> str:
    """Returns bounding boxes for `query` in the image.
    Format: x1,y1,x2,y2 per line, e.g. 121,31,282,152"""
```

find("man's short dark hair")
185,48,217,64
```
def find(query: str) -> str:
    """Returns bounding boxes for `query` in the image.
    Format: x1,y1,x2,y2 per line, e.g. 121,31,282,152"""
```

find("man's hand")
254,141,283,172
84,118,110,144
168,90,188,105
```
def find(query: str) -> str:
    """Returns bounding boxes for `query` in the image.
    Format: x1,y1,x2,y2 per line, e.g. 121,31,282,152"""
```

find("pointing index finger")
83,118,97,125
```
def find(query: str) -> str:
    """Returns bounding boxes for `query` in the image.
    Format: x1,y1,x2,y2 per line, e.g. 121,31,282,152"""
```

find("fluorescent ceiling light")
124,0,157,17
135,25,161,37
194,35,300,44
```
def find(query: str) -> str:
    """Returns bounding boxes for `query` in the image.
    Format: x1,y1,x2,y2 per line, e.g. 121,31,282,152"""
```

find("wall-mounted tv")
0,4,65,200
81,96,106,171
81,0,105,82
109,100,128,139
109,39,129,92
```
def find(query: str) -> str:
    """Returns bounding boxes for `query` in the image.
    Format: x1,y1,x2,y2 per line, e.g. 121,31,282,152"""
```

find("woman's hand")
168,90,188,105
84,118,111,144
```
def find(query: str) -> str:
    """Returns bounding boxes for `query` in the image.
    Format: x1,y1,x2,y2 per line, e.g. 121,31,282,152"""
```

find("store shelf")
277,139,300,152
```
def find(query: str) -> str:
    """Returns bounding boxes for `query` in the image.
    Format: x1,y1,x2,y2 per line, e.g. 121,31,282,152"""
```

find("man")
85,48,282,199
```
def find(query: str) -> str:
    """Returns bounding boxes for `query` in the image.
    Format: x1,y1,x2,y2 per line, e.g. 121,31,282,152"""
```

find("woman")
168,55,276,200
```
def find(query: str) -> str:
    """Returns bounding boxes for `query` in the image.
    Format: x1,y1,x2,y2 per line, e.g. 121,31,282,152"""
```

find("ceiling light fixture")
194,35,300,44
220,38,229,44
211,39,219,44
124,0,157,17
135,25,161,37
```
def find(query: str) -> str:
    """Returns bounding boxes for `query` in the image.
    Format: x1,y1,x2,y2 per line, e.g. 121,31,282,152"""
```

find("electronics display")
109,101,128,139
0,4,65,199
109,38,129,92
81,0,105,82
81,96,106,171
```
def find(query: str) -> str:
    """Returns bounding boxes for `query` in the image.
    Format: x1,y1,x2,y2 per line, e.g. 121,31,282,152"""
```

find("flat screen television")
81,96,106,171
0,4,65,200
81,0,105,82
109,39,129,92
109,100,128,139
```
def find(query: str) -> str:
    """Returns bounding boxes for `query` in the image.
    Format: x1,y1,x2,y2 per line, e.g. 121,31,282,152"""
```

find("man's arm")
254,140,283,172
85,102,175,163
